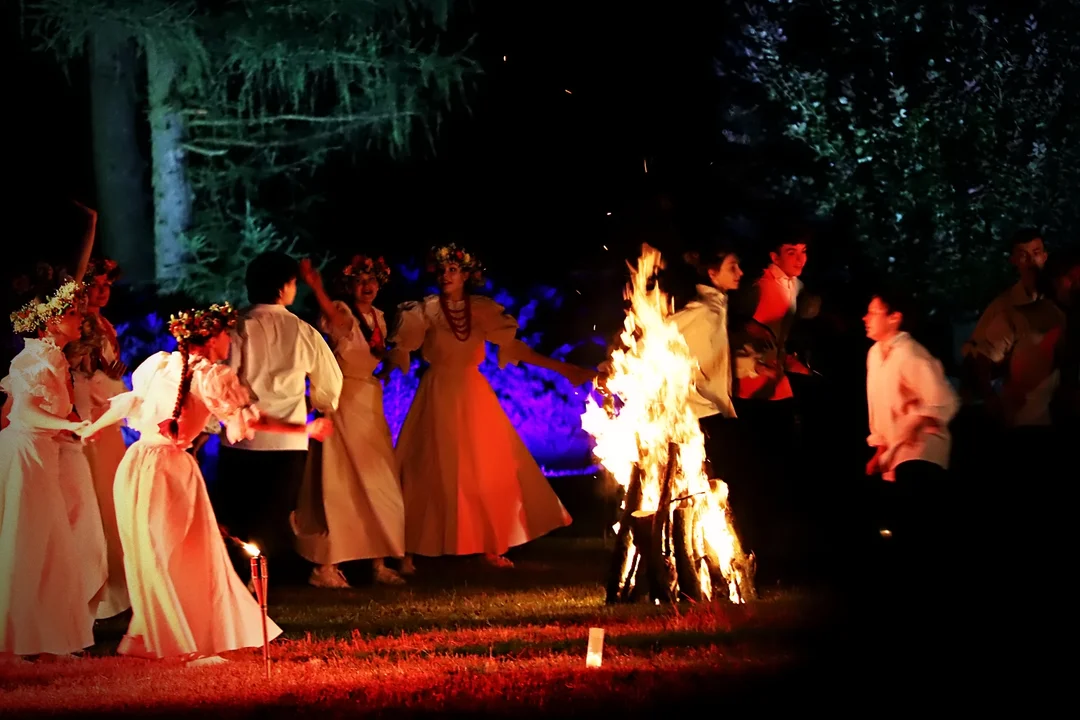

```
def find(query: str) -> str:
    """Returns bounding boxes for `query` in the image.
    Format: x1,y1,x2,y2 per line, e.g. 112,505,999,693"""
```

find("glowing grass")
0,539,833,717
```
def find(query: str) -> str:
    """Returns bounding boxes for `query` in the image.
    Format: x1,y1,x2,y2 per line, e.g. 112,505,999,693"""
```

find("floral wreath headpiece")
342,254,391,286
426,243,485,285
86,257,121,283
168,302,238,344
9,279,86,334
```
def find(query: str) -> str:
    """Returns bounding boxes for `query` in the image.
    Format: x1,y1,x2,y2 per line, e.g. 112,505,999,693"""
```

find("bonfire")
582,244,755,604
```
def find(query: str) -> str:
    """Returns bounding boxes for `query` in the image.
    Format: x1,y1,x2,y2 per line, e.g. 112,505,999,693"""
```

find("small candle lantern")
586,627,605,668
244,543,271,679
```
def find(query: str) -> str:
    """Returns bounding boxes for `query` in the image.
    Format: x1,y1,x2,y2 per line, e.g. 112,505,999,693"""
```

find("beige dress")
0,338,98,655
388,295,571,557
110,352,282,659
292,302,405,564
69,312,130,618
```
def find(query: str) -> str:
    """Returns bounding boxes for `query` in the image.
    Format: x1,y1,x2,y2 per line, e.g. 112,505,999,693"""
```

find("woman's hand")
72,419,95,442
298,258,322,289
103,359,128,381
561,363,598,387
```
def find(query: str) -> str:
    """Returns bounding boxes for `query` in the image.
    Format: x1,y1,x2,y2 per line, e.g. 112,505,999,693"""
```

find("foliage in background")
25,0,479,299
158,203,301,305
720,0,1080,313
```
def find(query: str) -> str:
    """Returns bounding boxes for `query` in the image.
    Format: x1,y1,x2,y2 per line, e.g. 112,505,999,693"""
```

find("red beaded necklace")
439,294,472,342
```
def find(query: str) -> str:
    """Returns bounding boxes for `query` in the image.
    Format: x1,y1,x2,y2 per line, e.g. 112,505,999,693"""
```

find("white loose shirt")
672,285,737,419
225,303,343,451
866,332,959,480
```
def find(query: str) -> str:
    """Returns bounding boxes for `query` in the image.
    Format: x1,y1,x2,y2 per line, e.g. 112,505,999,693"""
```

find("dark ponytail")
159,339,193,440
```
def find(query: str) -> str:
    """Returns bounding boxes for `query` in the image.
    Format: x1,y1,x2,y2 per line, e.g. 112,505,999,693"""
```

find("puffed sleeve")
387,299,430,374
191,361,261,444
473,296,526,369
107,351,171,421
318,300,358,346
1,342,72,417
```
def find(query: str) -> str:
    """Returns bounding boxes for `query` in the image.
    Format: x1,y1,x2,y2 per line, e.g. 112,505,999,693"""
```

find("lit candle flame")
243,542,261,557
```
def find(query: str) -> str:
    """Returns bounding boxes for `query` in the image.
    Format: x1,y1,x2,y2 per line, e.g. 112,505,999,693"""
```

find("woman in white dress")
77,302,333,665
0,280,96,661
386,244,595,570
66,257,130,618
292,255,406,588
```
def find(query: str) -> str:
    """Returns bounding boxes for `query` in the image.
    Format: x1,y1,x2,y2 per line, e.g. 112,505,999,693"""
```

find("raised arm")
70,201,98,284
299,258,350,332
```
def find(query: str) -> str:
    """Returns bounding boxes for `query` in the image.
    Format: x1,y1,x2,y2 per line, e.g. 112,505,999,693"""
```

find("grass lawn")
1,537,855,718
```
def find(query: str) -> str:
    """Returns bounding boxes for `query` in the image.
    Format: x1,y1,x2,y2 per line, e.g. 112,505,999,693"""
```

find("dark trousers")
213,446,310,584
727,398,804,585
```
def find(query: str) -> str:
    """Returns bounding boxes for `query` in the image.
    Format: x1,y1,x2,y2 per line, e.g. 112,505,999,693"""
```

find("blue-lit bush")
113,279,599,475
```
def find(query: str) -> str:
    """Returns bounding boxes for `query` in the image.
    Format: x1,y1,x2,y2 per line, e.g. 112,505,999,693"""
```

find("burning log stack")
584,245,756,606
605,446,756,605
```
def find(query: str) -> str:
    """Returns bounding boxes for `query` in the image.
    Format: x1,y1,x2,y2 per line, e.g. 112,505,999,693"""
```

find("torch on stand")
244,543,271,680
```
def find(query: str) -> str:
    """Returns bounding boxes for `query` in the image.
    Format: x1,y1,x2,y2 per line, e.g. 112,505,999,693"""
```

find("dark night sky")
5,2,731,278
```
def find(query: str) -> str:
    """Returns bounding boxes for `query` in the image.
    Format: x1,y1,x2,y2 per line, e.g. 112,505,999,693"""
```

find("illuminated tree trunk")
88,20,153,286
145,34,191,285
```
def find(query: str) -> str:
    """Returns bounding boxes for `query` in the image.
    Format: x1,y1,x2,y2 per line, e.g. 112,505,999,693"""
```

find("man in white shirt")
215,251,343,582
864,289,959,581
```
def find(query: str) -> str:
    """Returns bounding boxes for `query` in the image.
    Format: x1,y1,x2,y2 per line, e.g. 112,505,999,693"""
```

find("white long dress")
388,295,571,557
292,302,405,564
69,311,131,618
0,338,97,655
110,351,283,659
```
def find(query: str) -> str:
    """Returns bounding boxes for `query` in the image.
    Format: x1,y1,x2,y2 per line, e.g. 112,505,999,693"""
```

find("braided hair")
160,303,238,440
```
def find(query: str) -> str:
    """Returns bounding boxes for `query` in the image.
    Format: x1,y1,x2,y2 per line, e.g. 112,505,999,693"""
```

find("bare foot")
399,556,416,576
483,553,514,568
186,655,228,667
375,565,405,585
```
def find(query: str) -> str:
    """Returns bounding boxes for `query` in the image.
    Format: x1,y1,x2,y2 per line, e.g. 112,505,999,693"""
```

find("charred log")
605,465,643,604
673,504,703,602
648,442,680,604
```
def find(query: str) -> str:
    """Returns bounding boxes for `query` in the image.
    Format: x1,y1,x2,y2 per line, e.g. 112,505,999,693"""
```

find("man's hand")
306,417,333,442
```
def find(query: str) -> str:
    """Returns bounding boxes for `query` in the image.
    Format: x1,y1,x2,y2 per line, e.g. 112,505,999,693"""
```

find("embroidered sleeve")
387,300,430,373
192,361,261,444
473,296,525,369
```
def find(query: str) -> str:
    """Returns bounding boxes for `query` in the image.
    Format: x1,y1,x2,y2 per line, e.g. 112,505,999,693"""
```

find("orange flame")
582,244,748,603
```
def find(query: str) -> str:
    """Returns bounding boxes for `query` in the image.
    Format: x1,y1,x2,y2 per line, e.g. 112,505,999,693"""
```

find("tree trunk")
145,35,191,286
89,21,154,287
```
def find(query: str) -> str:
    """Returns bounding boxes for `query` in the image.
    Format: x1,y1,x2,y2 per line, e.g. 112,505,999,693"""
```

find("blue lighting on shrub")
113,285,599,477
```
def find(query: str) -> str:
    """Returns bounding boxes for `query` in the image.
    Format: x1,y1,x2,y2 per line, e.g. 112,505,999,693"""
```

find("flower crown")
168,302,238,343
86,257,121,283
342,254,391,286
9,279,86,334
426,243,485,285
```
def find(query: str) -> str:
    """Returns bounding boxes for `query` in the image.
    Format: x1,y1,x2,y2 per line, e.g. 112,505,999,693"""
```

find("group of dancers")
0,205,595,665
8,200,1037,667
